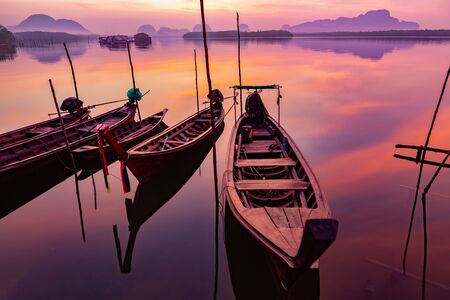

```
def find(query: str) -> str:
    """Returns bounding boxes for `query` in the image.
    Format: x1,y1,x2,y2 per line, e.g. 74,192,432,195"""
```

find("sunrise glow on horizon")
1,0,449,34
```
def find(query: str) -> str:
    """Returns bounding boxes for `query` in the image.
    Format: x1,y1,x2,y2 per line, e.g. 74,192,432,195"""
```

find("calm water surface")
1,37,450,300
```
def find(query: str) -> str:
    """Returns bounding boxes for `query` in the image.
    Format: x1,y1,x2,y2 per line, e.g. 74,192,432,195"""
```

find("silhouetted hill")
0,25,15,45
239,24,250,32
192,24,212,32
137,25,156,35
283,9,419,33
156,27,189,37
183,30,293,39
8,14,90,34
292,30,450,37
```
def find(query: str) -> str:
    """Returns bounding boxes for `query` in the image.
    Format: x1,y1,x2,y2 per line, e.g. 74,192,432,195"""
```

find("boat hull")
73,116,168,170
225,202,321,298
127,121,224,183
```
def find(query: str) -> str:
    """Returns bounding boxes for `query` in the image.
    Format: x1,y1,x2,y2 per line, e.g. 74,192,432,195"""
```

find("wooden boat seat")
252,128,272,137
236,158,296,167
240,140,282,154
235,179,308,190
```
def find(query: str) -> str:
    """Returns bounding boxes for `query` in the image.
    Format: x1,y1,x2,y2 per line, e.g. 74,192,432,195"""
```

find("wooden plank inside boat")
240,140,281,153
236,158,296,167
235,179,308,190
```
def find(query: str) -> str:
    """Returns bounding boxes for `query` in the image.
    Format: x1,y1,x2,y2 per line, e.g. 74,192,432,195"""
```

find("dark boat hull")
225,202,321,299
126,121,224,183
73,120,168,170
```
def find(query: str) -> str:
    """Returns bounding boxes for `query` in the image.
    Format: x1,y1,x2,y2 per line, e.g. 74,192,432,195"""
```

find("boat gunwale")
128,106,225,157
0,109,90,149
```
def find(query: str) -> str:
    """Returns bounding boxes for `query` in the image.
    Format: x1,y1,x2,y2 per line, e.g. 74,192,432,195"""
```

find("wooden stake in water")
277,86,281,125
402,67,450,276
194,49,200,112
49,79,86,242
63,42,79,100
199,1,219,299
237,12,243,116
127,41,142,121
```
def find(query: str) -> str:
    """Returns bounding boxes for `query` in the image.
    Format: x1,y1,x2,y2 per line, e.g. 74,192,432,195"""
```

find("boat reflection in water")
225,203,320,300
0,158,72,218
113,123,224,273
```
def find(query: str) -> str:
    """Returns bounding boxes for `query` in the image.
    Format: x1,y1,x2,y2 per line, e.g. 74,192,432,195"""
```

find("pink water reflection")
1,38,450,299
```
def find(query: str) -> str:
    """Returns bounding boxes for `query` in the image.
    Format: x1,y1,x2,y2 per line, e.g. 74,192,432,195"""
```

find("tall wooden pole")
402,67,450,275
49,79,86,242
277,87,281,125
199,1,219,299
237,12,243,116
127,41,142,121
63,43,79,100
194,49,200,112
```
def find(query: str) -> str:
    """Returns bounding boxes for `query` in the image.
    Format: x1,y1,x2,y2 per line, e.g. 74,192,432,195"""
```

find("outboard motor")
60,97,84,114
207,89,224,109
245,91,268,126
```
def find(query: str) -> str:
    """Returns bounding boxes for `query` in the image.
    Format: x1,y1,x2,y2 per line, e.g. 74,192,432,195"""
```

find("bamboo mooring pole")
277,87,281,125
237,12,243,116
233,87,237,122
402,67,450,279
194,49,200,112
199,1,219,299
63,42,79,100
49,79,86,242
127,41,142,121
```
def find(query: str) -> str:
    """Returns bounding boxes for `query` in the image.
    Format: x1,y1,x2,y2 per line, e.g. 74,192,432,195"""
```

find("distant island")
8,14,90,35
282,9,419,33
13,31,97,46
183,30,293,39
292,30,450,38
0,25,16,61
137,24,189,37
0,25,15,46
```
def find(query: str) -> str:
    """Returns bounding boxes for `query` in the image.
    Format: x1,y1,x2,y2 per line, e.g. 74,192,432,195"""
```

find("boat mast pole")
233,87,237,122
194,49,200,112
199,1,219,299
277,86,281,125
127,41,142,121
49,79,86,242
63,43,79,101
237,12,243,116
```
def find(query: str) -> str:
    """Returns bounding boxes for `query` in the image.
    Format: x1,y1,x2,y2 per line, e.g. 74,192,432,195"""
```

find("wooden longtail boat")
104,103,225,183
72,109,168,168
0,104,136,187
0,108,90,150
224,86,338,289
